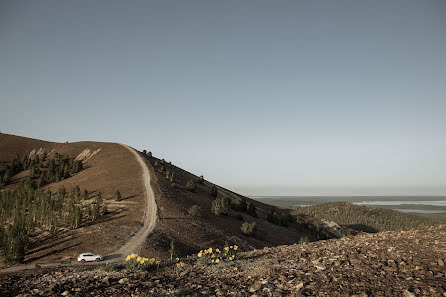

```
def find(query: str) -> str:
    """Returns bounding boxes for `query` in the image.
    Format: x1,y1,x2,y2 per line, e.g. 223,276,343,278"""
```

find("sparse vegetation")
197,244,238,266
246,203,258,218
293,202,436,232
169,239,178,260
231,198,248,212
115,190,121,201
240,221,256,236
0,153,83,188
210,185,218,197
186,179,197,192
125,253,157,272
188,205,202,217
0,180,107,263
211,197,230,216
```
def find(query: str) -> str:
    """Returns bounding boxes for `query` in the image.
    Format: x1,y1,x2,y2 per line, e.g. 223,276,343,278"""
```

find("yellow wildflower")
137,256,142,262
216,248,220,253
211,254,215,258
233,245,238,251
233,267,238,271
197,252,202,258
176,257,180,261
211,259,215,263
230,246,233,249
215,259,220,264
207,248,213,254
224,247,229,252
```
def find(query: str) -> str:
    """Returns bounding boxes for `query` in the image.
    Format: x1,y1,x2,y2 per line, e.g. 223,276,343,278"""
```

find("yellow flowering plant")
196,243,239,266
125,253,156,272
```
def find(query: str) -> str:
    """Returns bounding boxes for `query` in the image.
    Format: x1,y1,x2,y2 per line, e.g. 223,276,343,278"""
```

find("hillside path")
113,144,157,258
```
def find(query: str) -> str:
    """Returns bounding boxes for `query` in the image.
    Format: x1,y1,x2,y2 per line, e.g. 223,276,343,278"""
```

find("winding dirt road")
115,144,157,257
0,145,157,273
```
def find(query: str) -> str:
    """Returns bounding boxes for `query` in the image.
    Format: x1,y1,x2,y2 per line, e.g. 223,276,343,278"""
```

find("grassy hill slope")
0,133,147,265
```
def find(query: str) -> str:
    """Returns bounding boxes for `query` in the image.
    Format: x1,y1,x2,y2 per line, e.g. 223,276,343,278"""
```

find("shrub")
210,185,218,197
267,207,280,225
188,205,202,217
115,190,121,201
197,244,238,266
83,189,89,200
198,175,204,184
211,197,229,216
230,199,243,211
125,254,157,272
147,151,152,157
299,236,309,244
240,221,256,236
186,179,197,192
169,240,178,260
247,203,257,218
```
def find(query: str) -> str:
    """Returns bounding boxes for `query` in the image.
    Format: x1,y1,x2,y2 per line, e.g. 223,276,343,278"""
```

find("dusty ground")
1,225,445,296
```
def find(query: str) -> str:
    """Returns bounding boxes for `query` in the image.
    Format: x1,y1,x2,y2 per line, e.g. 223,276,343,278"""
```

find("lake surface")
393,209,446,214
251,196,446,214
354,200,446,207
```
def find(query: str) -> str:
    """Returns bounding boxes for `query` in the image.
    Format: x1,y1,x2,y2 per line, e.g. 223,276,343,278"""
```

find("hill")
1,225,445,296
0,133,148,265
291,201,439,233
0,133,335,267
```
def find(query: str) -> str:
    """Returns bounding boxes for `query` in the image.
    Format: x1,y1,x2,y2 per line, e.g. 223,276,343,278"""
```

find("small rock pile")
1,225,445,296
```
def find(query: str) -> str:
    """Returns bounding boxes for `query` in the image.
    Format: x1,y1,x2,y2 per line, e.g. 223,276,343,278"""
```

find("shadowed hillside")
137,153,334,260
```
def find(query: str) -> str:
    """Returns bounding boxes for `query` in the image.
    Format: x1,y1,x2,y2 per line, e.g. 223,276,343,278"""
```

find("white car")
77,252,103,263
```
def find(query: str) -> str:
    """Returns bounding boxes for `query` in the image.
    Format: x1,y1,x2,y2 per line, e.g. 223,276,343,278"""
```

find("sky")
1,0,446,196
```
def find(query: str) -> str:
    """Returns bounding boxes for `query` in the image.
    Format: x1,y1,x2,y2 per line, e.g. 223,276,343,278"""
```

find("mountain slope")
0,133,148,265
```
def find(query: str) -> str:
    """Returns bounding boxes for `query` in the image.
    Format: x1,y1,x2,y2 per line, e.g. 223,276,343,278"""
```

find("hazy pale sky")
1,1,446,196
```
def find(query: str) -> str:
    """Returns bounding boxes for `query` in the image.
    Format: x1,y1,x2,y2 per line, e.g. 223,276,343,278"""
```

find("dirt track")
114,145,157,258
0,145,157,273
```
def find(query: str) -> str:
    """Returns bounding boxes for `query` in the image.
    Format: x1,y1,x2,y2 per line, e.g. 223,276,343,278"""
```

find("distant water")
393,209,446,214
354,201,446,207
251,196,446,214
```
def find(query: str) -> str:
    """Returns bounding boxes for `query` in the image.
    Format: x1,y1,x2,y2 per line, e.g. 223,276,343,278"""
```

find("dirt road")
114,144,157,257
0,145,157,273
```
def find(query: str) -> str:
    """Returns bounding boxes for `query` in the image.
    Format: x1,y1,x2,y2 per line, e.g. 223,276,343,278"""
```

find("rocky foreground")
1,226,446,297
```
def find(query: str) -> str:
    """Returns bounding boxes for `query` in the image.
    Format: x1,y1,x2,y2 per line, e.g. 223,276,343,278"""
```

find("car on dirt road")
77,252,103,263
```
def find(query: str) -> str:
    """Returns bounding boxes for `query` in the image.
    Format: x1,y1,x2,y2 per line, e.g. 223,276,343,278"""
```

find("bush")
125,254,157,272
230,199,247,212
240,221,256,236
197,244,238,266
186,179,197,192
170,240,178,260
210,185,218,197
247,203,257,218
115,190,121,201
188,205,202,217
211,197,229,216
198,175,204,184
